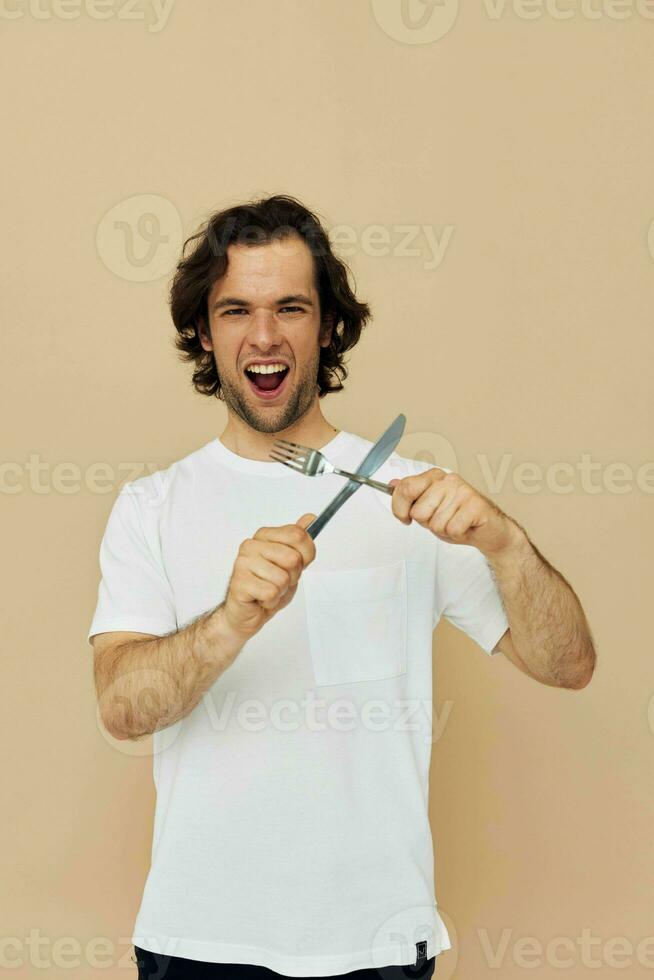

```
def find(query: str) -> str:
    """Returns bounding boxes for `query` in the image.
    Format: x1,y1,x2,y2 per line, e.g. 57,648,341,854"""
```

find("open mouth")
244,364,290,400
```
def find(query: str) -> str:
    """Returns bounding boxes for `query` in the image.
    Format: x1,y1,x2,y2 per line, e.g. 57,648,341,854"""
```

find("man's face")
201,234,333,434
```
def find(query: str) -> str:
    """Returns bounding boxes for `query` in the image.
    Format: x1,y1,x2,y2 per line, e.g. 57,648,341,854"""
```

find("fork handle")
332,468,395,495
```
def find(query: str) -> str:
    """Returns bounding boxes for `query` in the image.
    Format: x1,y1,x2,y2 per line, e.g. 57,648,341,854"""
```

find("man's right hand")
219,513,317,642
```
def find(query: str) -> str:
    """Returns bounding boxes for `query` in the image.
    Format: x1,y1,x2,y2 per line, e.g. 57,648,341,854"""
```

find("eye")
280,306,304,314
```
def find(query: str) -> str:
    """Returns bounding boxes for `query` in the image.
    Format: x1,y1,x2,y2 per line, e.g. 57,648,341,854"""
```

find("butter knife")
305,413,406,539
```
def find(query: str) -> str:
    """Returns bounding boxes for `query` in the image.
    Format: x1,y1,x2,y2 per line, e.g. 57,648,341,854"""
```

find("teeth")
246,363,287,374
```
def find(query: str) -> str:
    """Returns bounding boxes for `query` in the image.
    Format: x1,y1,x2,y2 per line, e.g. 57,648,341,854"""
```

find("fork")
269,439,395,495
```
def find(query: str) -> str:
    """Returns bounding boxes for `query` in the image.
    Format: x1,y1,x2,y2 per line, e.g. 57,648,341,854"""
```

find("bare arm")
93,604,243,740
93,513,317,740
488,521,596,690
389,468,596,690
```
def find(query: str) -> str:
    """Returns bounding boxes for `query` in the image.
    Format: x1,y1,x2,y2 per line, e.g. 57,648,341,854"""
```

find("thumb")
295,513,317,529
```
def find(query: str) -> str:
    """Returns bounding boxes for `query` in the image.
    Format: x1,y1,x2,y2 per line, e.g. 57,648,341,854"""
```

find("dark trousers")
133,946,436,980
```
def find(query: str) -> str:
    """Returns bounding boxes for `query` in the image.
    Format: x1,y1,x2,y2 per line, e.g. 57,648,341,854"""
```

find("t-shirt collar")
207,429,354,477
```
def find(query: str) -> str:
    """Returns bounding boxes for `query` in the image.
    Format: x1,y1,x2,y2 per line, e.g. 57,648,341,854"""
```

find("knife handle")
305,509,334,539
305,482,359,539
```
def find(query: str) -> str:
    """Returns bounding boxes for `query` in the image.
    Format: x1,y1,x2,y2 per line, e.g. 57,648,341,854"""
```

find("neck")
219,403,340,462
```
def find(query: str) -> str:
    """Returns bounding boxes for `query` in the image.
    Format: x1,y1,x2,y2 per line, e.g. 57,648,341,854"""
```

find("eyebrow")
212,294,314,311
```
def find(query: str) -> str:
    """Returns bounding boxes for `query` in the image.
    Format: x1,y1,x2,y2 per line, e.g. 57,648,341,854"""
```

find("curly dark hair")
169,194,372,399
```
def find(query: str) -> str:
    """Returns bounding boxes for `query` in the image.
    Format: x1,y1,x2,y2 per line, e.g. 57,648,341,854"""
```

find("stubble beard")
215,347,321,435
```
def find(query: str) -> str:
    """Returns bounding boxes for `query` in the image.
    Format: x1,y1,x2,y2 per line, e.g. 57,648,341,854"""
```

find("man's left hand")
388,468,516,558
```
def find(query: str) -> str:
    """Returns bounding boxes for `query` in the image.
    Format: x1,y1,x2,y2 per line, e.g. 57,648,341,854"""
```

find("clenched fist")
220,514,317,642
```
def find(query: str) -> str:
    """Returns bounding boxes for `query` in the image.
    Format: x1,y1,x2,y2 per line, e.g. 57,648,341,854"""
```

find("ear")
319,313,334,348
198,317,213,352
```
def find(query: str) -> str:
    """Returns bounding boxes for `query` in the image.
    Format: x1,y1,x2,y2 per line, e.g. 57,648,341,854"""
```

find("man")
88,194,595,980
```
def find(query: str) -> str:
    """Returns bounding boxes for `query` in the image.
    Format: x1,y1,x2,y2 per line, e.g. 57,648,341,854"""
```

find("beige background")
2,1,651,977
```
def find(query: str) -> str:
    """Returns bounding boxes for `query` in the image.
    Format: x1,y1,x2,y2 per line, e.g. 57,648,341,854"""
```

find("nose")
247,308,283,350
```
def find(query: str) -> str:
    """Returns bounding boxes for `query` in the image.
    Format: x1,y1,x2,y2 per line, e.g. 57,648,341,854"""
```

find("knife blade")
305,413,406,539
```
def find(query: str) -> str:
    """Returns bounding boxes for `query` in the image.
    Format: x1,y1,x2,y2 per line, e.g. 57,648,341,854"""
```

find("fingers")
410,481,458,526
229,550,295,615
436,500,477,540
229,519,317,616
242,564,294,611
223,517,319,638
239,540,305,596
391,470,481,539
391,469,448,524
252,519,317,569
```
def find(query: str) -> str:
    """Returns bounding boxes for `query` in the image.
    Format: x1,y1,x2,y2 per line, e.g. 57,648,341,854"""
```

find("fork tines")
275,438,304,450
269,450,303,471
270,440,305,459
270,445,301,459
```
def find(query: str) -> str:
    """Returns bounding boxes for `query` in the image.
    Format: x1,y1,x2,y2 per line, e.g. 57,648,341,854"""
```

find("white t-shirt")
87,429,509,977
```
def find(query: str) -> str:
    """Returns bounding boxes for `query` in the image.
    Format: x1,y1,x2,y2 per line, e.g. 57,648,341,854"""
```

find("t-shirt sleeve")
434,538,509,656
86,481,178,645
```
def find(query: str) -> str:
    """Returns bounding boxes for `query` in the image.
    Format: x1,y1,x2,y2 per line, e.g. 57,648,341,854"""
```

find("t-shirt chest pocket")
300,559,408,687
